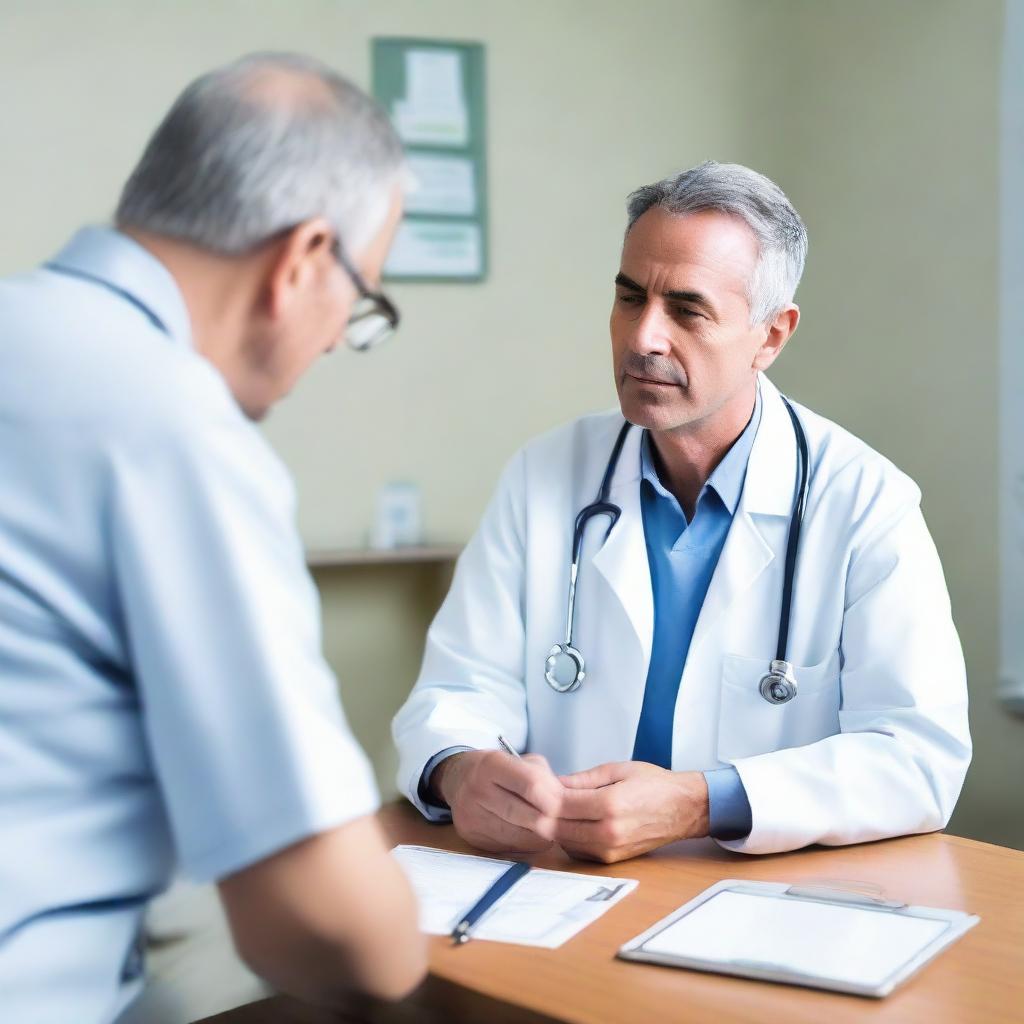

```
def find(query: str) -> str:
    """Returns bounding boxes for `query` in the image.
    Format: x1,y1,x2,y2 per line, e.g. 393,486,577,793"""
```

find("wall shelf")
306,545,463,569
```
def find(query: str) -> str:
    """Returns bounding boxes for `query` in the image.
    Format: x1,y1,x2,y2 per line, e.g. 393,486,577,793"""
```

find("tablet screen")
640,889,949,988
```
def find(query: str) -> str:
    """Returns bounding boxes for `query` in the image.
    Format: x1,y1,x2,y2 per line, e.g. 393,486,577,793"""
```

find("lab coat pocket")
717,651,841,763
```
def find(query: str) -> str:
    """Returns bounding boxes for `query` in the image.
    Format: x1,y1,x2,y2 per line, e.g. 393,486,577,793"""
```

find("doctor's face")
610,207,789,435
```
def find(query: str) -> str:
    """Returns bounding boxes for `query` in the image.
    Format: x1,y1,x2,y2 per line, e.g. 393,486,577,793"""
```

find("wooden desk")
202,802,1024,1024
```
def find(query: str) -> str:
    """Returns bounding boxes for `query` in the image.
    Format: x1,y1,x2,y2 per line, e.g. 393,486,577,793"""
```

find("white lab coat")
393,376,971,854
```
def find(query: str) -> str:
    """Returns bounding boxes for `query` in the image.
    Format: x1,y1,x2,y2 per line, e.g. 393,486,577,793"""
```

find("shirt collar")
45,226,193,348
640,383,763,516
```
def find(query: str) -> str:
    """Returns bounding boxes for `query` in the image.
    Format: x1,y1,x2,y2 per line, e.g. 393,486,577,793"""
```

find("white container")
370,481,423,550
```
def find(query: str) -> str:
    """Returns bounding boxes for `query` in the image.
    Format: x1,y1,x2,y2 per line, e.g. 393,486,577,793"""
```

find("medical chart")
392,845,637,949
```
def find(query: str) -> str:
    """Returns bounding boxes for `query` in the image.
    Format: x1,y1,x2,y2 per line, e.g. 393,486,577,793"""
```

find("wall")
755,0,1022,848
1001,0,1024,714
1,0,1019,844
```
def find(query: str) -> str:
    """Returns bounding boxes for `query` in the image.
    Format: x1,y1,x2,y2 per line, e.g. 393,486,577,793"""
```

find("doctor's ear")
751,304,800,372
263,218,337,321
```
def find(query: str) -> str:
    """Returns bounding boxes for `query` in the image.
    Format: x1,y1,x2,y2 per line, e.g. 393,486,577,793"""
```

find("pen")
451,860,531,945
497,734,521,758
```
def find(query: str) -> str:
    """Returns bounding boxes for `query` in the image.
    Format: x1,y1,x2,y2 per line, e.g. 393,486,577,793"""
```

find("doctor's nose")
627,304,674,357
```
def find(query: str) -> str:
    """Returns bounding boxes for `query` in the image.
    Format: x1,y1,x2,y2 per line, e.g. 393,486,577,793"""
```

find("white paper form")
393,845,637,949
392,49,468,147
405,154,476,216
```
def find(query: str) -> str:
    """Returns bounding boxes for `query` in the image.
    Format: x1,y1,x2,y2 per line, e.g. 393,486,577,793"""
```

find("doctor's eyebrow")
614,272,646,293
614,272,717,315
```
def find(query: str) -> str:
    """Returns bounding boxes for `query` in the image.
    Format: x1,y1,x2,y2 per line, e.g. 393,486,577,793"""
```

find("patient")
0,53,424,1023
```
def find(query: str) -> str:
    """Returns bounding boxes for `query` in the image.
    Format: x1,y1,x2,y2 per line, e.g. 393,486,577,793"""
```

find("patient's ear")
752,304,800,371
264,218,335,321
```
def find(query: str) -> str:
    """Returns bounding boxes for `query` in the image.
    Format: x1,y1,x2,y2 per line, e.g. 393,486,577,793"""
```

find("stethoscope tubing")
548,397,810,701
561,422,632,648
775,397,811,664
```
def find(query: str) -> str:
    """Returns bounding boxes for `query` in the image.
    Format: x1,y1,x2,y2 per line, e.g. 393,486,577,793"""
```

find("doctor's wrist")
672,770,711,840
431,751,472,807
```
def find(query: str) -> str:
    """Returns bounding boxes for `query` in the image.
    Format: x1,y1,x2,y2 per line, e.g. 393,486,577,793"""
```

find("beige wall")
1,0,1019,845
757,0,1022,848
261,0,764,551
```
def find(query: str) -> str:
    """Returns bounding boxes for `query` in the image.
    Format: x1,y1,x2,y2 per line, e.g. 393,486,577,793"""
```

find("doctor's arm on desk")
713,502,971,856
429,749,564,853
549,500,972,861
393,451,561,852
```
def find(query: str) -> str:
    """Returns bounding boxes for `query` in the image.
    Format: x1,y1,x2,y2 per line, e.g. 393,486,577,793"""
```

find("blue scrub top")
0,228,380,1023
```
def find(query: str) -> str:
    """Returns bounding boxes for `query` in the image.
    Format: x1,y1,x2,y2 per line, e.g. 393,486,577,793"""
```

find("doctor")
393,161,971,861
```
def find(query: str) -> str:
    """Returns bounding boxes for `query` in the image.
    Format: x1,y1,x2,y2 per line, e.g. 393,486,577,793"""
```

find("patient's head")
116,53,405,419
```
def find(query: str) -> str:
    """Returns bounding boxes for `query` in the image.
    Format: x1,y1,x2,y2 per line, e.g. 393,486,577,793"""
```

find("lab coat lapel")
688,376,798,657
590,427,653,672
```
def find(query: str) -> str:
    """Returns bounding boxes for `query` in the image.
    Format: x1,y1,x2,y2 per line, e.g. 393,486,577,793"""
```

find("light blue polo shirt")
0,228,380,1023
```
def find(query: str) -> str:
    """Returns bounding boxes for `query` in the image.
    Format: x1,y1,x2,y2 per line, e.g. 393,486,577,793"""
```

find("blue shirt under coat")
631,392,762,840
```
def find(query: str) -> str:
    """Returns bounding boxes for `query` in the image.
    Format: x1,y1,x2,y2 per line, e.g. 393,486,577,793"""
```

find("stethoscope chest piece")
759,660,798,705
545,643,585,693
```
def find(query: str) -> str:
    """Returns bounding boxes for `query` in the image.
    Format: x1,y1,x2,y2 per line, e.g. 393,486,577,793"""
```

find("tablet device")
618,879,979,998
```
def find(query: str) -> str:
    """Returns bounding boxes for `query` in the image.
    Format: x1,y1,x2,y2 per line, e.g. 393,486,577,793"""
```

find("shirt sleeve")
107,411,379,883
392,449,531,815
703,767,752,841
416,746,474,822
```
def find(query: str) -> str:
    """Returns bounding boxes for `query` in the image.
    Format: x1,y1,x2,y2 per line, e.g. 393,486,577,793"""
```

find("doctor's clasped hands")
435,751,711,863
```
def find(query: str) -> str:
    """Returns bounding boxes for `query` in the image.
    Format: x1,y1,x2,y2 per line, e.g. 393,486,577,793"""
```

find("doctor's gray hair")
626,161,808,325
116,52,404,257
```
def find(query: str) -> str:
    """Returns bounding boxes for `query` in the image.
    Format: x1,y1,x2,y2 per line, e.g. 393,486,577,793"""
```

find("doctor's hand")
432,750,565,855
554,762,710,864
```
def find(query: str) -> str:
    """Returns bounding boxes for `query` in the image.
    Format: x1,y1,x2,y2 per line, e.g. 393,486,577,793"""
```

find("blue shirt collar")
46,226,193,348
640,383,763,517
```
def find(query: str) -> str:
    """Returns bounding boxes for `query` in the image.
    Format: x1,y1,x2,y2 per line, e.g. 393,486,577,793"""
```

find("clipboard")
392,845,637,948
617,879,979,998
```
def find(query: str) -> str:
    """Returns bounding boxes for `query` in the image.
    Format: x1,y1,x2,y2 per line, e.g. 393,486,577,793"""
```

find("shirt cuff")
703,766,753,841
417,746,474,822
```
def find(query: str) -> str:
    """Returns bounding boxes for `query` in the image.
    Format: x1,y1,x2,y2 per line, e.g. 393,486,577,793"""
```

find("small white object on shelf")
370,481,423,550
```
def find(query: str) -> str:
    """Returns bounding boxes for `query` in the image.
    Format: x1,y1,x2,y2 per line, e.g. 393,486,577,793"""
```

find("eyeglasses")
331,238,400,352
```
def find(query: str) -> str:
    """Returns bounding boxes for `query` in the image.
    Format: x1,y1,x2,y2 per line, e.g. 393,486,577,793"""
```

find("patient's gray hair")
626,161,807,325
116,52,404,256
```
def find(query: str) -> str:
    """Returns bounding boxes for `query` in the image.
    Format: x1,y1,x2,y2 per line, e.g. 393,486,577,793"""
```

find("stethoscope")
544,396,811,706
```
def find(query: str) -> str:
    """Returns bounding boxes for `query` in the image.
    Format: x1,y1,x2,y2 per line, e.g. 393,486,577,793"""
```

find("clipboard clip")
784,879,907,910
587,883,626,903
